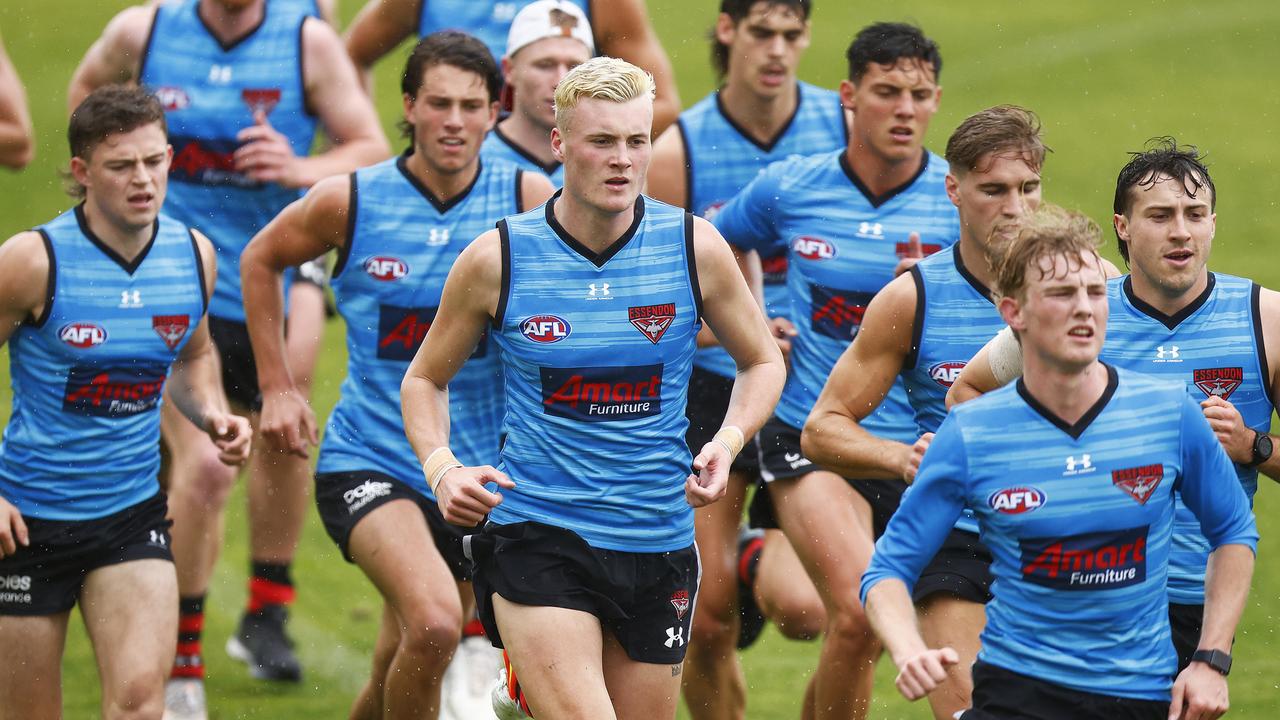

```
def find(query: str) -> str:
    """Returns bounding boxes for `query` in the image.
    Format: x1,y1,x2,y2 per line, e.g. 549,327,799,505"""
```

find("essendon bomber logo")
1111,463,1164,505
540,364,663,421
628,303,675,344
1020,526,1148,591
670,590,690,620
522,315,571,343
153,86,190,111
988,487,1046,515
809,284,875,340
63,363,168,417
1194,367,1243,400
929,361,966,388
59,322,107,349
242,88,282,116
152,315,190,351
792,236,836,261
364,256,409,282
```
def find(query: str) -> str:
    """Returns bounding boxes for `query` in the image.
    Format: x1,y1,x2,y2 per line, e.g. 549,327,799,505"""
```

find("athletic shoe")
491,651,533,720
162,678,208,720
445,635,502,719
736,526,767,650
225,605,303,682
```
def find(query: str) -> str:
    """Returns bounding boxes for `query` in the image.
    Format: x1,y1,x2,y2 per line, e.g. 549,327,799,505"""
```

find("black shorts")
684,367,759,475
961,660,1166,720
207,315,262,411
468,521,699,664
0,493,173,616
314,470,472,581
1168,602,1203,673
912,528,994,605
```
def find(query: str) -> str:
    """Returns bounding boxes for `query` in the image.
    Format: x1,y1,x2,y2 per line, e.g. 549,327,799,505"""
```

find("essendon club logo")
894,240,942,258
792,236,836,261
809,284,875,341
1193,367,1243,400
670,590,690,620
539,364,663,422
929,361,966,388
988,486,1046,515
521,315,571,343
153,86,190,111
59,322,107,349
1020,526,1148,591
63,363,168,417
364,256,409,282
1111,463,1163,505
242,88,282,116
152,315,190,351
628,303,675,344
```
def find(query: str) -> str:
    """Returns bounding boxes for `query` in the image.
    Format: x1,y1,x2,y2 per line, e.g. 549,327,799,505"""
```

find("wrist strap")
713,426,745,458
423,447,462,494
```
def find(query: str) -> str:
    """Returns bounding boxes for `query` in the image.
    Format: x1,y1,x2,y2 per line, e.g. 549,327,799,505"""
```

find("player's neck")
198,0,265,42
496,114,556,166
844,144,924,200
718,80,799,145
553,189,637,254
80,199,153,260
405,149,480,205
956,234,998,291
1128,269,1210,319
1021,356,1109,426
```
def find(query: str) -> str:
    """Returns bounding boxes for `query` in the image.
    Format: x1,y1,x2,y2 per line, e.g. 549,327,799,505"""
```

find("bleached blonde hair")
553,56,655,131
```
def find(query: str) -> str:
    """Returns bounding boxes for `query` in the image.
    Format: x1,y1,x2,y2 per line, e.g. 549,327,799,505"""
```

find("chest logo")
427,228,451,246
586,282,612,300
928,361,966,388
59,322,108,349
152,315,191,351
988,487,1046,515
1194,367,1243,400
856,222,884,239
120,290,143,308
154,86,190,111
1064,454,1094,476
208,64,233,84
628,303,676,344
792,236,836,261
1155,345,1181,362
241,88,282,116
522,315,571,343
1111,464,1163,505
365,256,409,281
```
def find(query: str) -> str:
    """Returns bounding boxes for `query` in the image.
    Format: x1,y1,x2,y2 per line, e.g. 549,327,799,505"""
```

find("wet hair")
1112,138,1215,263
946,105,1049,176
66,85,167,199
400,31,501,138
995,204,1103,303
553,56,655,131
845,22,940,84
711,0,812,78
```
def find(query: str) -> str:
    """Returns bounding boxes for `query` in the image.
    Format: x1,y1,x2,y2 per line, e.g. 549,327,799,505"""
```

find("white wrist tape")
987,325,1025,386
423,447,463,494
713,425,746,458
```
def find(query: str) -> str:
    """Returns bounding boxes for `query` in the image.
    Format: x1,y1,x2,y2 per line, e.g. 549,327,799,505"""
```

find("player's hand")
892,646,958,701
893,232,925,276
203,410,252,466
1200,396,1253,464
902,433,934,484
235,110,303,188
259,388,319,458
686,440,732,507
435,466,515,527
1169,661,1229,720
0,495,29,559
769,316,798,366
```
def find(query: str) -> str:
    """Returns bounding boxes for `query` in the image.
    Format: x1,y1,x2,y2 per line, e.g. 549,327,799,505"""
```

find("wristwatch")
1246,430,1273,468
1191,648,1232,676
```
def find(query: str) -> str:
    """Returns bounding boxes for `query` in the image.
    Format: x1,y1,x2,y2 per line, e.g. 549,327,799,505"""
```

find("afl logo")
364,256,409,281
792,236,836,260
929,361,966,388
521,315,571,343
988,487,1046,515
60,322,108,349
154,86,190,111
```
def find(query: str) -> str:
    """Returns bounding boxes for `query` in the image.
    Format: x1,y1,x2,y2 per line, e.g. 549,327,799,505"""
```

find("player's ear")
998,294,1024,332
944,172,961,209
487,101,500,131
714,13,736,46
69,155,91,189
1112,213,1128,242
839,79,856,114
550,127,565,163
501,56,514,82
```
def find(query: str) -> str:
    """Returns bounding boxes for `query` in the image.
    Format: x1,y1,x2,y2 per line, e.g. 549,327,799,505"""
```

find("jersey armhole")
297,17,318,118
189,229,209,315
27,230,56,329
136,6,162,82
1251,282,1274,406
903,265,925,371
514,169,525,213
331,173,358,279
675,119,693,211
684,212,704,322
494,219,512,328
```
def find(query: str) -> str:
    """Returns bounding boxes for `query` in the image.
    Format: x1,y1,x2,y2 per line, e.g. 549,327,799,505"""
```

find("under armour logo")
208,64,233,84
587,283,611,298
149,530,166,546
857,222,883,237
1156,345,1180,360
120,290,143,308
1065,454,1092,473
665,627,684,648
427,228,450,246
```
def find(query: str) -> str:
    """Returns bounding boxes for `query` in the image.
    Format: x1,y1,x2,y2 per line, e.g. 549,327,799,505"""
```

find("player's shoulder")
758,148,841,192
797,80,842,104
0,230,51,269
0,230,52,309
102,4,158,52
917,149,951,184
1111,364,1186,405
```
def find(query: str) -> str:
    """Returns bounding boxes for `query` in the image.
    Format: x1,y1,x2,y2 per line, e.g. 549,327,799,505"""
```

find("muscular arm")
0,231,46,553
1253,287,1280,482
802,273,920,480
592,0,680,136
343,0,419,92
0,37,34,169
645,123,687,208
67,6,153,111
945,325,1020,408
520,171,556,211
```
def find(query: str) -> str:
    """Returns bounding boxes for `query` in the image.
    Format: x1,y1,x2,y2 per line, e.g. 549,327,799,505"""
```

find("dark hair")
946,105,1049,175
66,85,167,198
845,22,941,83
711,0,811,77
400,31,501,138
1112,138,1215,263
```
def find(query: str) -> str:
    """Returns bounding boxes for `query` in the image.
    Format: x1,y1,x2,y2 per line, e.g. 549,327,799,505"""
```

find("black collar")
954,244,995,305
396,151,483,214
1122,273,1215,330
545,190,645,268
839,150,929,209
75,204,158,275
1016,363,1119,440
714,84,802,154
492,124,561,176
196,0,267,53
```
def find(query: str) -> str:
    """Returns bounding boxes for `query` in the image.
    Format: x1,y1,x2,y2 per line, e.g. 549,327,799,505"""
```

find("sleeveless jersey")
1103,273,1273,604
480,126,563,186
319,156,519,493
0,207,206,520
862,366,1257,701
141,0,318,321
492,194,699,552
679,82,847,378
419,0,591,61
714,149,959,440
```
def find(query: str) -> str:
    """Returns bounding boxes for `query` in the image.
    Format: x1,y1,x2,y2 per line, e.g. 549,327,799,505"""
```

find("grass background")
2,0,1280,716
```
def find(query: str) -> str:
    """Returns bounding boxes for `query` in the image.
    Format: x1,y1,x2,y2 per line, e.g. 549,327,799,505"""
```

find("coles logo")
792,236,836,261
522,315,571,343
154,86,190,111
1193,367,1243,400
60,322,107,349
929,361,966,388
365,256,409,281
988,487,1046,515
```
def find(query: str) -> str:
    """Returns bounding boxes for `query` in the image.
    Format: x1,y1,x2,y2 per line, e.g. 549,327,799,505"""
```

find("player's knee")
689,602,736,649
397,606,462,663
103,673,164,720
825,598,876,647
766,593,825,640
171,448,237,505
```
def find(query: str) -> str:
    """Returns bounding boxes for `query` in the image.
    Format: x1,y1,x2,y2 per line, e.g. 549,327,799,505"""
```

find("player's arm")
343,0,419,92
945,325,1022,408
520,171,556,211
0,37,34,170
166,230,253,466
314,0,338,25
644,123,688,208
241,174,351,456
402,231,514,525
802,273,927,481
690,217,786,507
66,6,153,111
592,0,681,136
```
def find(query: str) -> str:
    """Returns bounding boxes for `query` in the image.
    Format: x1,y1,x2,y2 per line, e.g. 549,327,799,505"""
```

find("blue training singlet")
0,207,206,520
419,0,591,62
491,193,699,552
318,156,520,493
480,126,564,187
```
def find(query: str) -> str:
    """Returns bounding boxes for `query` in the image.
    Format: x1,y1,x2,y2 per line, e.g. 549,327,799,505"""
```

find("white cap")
505,0,595,59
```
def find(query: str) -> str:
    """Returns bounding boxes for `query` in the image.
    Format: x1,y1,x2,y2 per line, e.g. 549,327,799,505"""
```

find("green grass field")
2,0,1280,717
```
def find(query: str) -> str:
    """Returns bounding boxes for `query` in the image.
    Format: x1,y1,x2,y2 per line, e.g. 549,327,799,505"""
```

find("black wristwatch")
1246,430,1273,469
1191,648,1232,676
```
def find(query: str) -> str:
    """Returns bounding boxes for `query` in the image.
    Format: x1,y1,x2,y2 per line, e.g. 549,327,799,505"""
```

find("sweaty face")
842,58,940,165
1115,172,1215,300
553,96,653,215
73,122,171,233
949,152,1043,260
1008,250,1109,373
508,37,591,131
718,3,810,97
403,64,498,176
